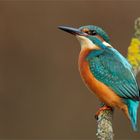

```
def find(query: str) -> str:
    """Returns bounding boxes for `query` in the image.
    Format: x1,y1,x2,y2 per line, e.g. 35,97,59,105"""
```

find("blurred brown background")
0,0,139,140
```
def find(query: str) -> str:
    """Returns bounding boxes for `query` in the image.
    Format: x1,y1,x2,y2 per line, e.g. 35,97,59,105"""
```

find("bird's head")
58,25,111,50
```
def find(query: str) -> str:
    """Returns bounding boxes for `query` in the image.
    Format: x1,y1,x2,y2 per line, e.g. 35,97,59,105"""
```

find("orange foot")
95,106,113,120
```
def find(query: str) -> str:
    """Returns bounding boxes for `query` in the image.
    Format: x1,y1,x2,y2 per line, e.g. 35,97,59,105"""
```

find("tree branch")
96,109,114,140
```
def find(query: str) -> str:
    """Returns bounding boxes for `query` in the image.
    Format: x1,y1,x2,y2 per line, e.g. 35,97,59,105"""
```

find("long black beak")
58,26,86,36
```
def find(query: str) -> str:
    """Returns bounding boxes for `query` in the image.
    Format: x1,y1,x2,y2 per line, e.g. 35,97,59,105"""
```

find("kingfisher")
58,25,140,131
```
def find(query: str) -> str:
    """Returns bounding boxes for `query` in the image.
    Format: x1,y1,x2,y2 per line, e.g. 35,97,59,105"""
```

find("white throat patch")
76,35,100,50
76,35,112,50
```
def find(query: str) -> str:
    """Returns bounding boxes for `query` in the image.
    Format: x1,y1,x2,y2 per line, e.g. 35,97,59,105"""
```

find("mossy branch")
96,109,114,140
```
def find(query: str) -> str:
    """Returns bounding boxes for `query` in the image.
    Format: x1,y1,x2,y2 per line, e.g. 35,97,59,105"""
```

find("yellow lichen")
127,38,140,69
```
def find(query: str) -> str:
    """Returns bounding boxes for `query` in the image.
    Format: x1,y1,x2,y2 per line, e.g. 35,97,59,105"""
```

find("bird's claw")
95,106,113,120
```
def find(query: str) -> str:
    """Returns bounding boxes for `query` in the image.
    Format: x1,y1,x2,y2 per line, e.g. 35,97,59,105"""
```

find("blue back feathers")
86,47,140,131
86,47,139,101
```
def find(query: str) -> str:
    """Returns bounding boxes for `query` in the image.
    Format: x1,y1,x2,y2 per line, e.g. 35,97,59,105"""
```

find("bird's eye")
81,28,97,36
89,30,97,35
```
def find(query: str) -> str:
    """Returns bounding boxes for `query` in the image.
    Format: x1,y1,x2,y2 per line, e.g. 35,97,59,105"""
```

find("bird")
58,25,140,131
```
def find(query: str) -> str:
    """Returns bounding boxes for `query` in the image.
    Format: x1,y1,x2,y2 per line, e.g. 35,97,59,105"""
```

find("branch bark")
96,109,114,140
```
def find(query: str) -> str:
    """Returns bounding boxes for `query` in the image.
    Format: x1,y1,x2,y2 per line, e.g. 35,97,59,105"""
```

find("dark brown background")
0,0,140,140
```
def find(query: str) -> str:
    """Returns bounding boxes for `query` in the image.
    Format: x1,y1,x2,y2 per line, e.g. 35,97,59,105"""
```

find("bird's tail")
126,99,139,131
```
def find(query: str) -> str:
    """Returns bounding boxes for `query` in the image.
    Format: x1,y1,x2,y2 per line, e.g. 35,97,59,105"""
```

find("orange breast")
78,49,126,109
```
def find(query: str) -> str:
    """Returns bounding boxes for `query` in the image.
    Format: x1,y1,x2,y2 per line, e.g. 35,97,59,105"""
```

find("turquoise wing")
86,48,140,101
